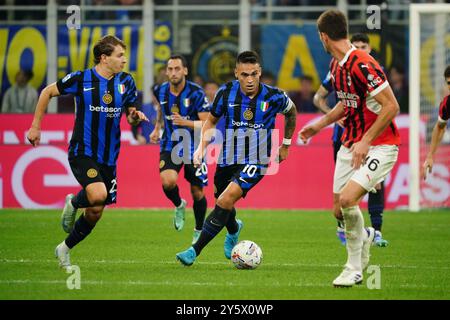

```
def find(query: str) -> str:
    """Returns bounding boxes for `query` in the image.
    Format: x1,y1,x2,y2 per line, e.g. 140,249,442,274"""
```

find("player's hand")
149,127,160,144
171,112,186,126
421,156,433,180
193,147,204,168
130,109,149,123
27,127,41,147
298,125,318,144
276,145,289,163
350,139,370,169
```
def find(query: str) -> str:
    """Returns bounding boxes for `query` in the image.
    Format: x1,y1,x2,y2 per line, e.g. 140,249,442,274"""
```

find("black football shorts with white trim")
159,151,208,187
69,156,118,205
214,164,266,198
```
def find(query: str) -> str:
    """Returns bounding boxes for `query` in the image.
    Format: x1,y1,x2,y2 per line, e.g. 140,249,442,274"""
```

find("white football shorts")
333,144,399,194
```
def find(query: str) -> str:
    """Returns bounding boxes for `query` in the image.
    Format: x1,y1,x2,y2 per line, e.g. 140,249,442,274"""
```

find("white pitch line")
0,279,445,290
1,258,450,270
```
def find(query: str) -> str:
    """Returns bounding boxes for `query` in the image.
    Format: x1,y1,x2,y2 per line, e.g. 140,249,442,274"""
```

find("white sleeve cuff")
438,116,448,124
282,98,294,114
369,81,389,97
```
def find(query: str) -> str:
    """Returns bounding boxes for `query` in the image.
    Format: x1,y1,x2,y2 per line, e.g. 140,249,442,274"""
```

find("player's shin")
193,196,207,230
193,205,231,255
341,205,365,271
64,214,95,249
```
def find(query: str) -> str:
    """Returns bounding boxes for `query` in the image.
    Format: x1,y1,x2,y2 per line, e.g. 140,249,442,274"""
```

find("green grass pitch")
0,208,449,300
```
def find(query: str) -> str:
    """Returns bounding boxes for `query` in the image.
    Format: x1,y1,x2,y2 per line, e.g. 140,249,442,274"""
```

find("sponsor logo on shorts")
87,168,98,178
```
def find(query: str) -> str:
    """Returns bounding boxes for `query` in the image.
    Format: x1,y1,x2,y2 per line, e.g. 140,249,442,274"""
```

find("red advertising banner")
0,114,448,209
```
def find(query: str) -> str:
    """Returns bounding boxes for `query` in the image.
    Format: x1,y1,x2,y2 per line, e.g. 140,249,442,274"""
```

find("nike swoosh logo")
210,219,221,227
202,179,208,183
160,101,168,105
83,87,95,91
228,103,240,107
239,177,248,184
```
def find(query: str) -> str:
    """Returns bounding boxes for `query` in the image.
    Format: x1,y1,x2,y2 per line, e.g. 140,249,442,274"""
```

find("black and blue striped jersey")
211,80,294,167
153,80,210,157
322,71,344,143
56,67,137,166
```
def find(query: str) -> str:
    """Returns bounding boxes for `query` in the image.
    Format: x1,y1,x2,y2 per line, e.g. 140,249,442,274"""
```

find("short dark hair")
317,10,348,41
168,54,188,68
93,35,126,65
236,51,260,65
350,33,369,44
445,65,450,78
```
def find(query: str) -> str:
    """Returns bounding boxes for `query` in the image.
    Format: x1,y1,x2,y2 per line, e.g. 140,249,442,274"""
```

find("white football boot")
333,267,363,287
55,242,71,270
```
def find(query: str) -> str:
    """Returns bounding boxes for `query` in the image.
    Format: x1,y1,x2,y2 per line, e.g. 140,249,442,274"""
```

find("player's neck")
170,79,186,96
95,65,115,80
330,40,353,63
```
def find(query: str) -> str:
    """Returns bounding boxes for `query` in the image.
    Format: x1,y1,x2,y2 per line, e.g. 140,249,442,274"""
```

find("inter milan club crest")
118,84,126,94
171,104,179,114
87,168,98,178
102,93,113,104
183,98,190,108
243,108,253,120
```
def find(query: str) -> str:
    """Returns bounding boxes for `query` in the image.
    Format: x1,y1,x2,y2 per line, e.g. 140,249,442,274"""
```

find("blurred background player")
300,10,400,287
422,65,450,180
176,50,297,266
1,69,38,113
313,32,389,247
26,35,148,269
150,54,210,245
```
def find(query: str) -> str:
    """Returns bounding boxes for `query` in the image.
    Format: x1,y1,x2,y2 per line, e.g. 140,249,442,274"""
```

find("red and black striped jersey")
329,46,401,147
438,95,450,123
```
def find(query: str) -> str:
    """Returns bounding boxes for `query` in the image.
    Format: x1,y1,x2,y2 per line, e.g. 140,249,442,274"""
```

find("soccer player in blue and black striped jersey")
176,51,297,266
27,35,148,269
150,55,210,245
312,33,388,248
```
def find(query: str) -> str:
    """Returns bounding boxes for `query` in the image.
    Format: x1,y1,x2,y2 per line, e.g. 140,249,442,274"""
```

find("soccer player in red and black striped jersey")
27,35,148,270
422,65,450,179
300,10,400,287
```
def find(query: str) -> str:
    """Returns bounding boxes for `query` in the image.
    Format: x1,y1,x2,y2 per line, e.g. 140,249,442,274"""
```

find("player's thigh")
214,165,236,199
333,146,355,194
350,145,399,194
184,161,208,188
159,152,182,186
339,180,367,208
217,182,244,210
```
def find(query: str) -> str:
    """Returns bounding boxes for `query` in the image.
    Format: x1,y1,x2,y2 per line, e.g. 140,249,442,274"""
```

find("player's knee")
87,189,108,206
191,187,204,201
339,193,356,209
161,178,177,191
333,207,343,220
216,194,234,211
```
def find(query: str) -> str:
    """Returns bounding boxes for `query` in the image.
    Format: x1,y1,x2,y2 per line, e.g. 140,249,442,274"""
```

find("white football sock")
341,205,365,272
60,241,70,253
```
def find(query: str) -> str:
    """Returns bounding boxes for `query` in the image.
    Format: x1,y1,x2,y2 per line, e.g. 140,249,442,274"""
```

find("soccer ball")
231,240,263,269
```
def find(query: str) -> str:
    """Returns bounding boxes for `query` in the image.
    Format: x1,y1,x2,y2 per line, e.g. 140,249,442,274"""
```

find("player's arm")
277,104,297,163
350,86,399,168
193,113,220,167
27,83,61,147
150,103,163,144
298,101,345,144
422,120,447,179
313,85,332,114
171,112,208,129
